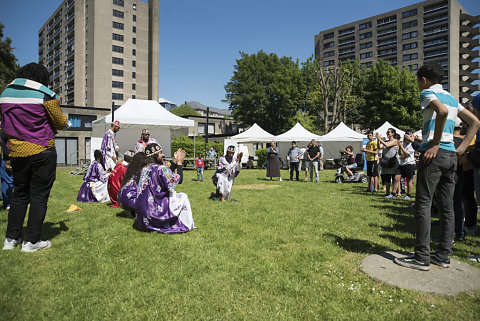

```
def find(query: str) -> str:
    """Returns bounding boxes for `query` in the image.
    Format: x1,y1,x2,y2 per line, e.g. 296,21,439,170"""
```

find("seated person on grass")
344,146,357,179
77,150,110,203
107,150,134,208
118,152,146,217
210,145,242,201
135,143,196,234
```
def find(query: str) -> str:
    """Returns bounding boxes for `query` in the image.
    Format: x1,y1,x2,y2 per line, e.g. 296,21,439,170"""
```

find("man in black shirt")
307,139,320,182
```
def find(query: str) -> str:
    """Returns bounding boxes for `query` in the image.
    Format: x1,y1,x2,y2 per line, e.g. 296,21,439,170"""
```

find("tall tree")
169,104,201,117
224,51,303,135
0,23,18,93
356,60,421,131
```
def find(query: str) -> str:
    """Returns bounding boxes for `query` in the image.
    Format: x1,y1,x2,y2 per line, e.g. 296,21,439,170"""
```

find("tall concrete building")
314,0,479,103
38,0,160,108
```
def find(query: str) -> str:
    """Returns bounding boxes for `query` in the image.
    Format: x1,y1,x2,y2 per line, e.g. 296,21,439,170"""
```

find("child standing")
195,153,205,182
395,63,480,271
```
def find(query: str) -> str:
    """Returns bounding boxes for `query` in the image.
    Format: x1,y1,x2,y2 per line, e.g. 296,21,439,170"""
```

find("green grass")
1,168,479,320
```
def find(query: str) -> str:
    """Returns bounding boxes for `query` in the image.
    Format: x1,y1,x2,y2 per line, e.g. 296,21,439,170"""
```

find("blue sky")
1,0,479,109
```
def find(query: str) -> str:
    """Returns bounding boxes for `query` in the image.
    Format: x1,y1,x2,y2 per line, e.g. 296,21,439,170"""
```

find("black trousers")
290,162,299,180
463,169,477,228
6,148,57,243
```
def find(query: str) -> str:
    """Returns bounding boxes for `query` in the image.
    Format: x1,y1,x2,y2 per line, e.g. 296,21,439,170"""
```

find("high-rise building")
314,0,479,102
38,0,159,108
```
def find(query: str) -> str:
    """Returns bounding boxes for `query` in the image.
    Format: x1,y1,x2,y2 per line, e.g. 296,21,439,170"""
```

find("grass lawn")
1,168,480,320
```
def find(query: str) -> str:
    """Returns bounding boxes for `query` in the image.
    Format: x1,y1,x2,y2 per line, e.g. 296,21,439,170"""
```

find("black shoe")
394,255,430,271
430,252,451,268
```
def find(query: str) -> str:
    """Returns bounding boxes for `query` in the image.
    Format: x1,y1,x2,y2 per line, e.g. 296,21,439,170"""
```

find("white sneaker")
279,178,282,182
2,238,22,250
21,240,51,253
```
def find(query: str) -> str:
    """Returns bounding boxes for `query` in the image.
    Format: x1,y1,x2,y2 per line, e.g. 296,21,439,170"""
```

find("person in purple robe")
77,150,110,203
101,120,120,171
118,152,147,217
135,143,196,233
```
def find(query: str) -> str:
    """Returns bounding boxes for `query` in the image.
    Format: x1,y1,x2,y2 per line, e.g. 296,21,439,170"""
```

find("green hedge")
171,135,224,159
255,148,267,168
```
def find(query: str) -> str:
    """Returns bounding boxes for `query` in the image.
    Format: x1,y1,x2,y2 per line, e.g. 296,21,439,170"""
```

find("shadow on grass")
325,233,388,254
43,220,70,240
116,210,135,219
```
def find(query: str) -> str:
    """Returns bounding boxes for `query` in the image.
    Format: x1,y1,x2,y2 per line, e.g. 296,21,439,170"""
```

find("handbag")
380,152,397,168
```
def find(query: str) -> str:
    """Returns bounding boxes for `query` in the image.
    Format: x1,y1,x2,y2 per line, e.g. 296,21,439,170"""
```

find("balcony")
424,15,448,26
66,0,74,10
66,13,74,23
339,39,355,47
377,19,397,27
377,39,397,48
424,49,448,60
424,37,448,49
66,50,74,58
378,50,397,58
377,28,397,37
66,61,74,70
338,28,355,37
423,4,448,15
424,25,448,37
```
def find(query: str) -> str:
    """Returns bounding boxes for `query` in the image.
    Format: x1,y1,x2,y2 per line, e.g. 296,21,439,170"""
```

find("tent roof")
93,99,194,128
230,123,275,142
275,122,322,142
374,121,405,137
318,122,366,141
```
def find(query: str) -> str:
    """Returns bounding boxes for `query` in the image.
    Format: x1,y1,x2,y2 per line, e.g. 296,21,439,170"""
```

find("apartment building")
37,0,159,164
314,0,479,103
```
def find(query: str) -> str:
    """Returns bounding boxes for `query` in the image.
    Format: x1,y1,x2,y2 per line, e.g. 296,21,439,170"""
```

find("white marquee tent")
230,123,275,142
374,121,405,138
318,122,366,160
274,123,322,167
91,99,194,158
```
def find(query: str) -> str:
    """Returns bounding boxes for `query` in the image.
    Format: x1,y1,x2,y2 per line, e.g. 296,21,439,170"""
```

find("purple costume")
136,163,195,233
118,177,138,211
77,161,110,202
101,129,118,171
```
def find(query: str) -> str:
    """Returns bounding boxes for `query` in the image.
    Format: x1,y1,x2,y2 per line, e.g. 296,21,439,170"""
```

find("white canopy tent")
374,121,405,138
91,99,194,158
318,122,366,160
274,123,322,167
230,123,275,142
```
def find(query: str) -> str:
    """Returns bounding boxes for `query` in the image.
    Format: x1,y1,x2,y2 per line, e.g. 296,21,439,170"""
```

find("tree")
356,60,421,131
0,22,18,93
302,57,361,133
169,104,201,117
224,51,304,135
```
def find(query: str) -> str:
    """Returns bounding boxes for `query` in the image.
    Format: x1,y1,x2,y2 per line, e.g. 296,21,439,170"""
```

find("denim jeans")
197,167,204,181
414,149,456,263
309,161,319,182
290,162,299,180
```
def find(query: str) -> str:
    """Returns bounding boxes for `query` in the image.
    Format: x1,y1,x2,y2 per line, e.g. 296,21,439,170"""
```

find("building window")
132,94,136,99
112,57,124,65
132,60,136,67
424,37,448,48
133,26,136,33
377,26,396,37
323,41,334,49
388,58,398,66
378,48,397,57
112,69,123,76
55,137,78,165
402,30,418,40
198,123,206,134
339,47,355,55
377,37,396,47
132,83,136,90
112,93,123,100
132,37,136,44
323,32,334,40
402,20,418,29
402,53,418,61
377,15,397,26
112,45,124,53
323,50,334,58
402,8,417,18
132,48,136,56
132,71,136,79
361,62,372,68
424,49,448,59
112,81,123,88
359,21,372,29
360,51,373,59
360,42,372,49
323,60,334,67
424,25,448,36
133,15,136,22
133,3,136,10
112,33,124,42
359,31,372,39
113,0,124,6
339,27,355,36
67,114,97,131
113,9,124,18
339,37,355,46
113,21,124,30
402,42,418,50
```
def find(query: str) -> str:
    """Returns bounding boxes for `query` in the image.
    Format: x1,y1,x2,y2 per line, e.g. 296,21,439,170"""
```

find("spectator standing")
0,130,13,209
362,131,378,192
452,119,465,240
307,139,320,182
319,144,324,171
208,147,217,169
195,153,205,182
395,63,479,271
101,120,121,171
468,94,480,236
304,143,311,181
397,131,416,200
376,129,398,198
266,141,281,181
134,129,158,154
287,141,303,181
1,63,68,252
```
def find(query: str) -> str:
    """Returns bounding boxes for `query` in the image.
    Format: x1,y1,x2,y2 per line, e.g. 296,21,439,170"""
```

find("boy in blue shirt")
395,63,479,271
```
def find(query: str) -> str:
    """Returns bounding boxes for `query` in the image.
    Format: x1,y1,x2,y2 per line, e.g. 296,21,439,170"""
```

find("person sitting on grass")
211,145,242,201
77,150,110,203
195,153,205,182
107,150,134,208
117,152,147,218
344,146,357,180
135,143,196,233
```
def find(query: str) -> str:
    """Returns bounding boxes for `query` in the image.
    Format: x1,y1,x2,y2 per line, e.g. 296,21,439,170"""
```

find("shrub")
255,148,267,168
171,135,224,159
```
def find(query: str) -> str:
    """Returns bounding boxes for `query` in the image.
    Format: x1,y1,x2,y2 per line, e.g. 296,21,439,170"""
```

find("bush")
255,148,267,168
171,135,224,159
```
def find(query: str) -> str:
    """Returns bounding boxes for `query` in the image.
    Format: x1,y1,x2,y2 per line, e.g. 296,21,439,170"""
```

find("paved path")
360,251,480,295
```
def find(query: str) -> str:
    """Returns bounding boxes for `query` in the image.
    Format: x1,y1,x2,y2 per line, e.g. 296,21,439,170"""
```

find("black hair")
94,150,104,170
367,131,373,136
395,133,401,140
387,128,396,136
417,63,444,84
17,63,50,85
124,154,133,163
404,130,413,135
121,152,147,187
292,141,296,145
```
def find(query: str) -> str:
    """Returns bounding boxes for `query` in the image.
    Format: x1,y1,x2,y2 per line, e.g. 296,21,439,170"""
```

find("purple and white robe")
118,176,138,212
212,156,241,200
136,163,195,233
77,160,110,203
101,129,118,171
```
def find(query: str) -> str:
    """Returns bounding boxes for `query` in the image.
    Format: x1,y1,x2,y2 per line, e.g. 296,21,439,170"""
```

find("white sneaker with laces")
21,240,51,253
2,238,22,250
